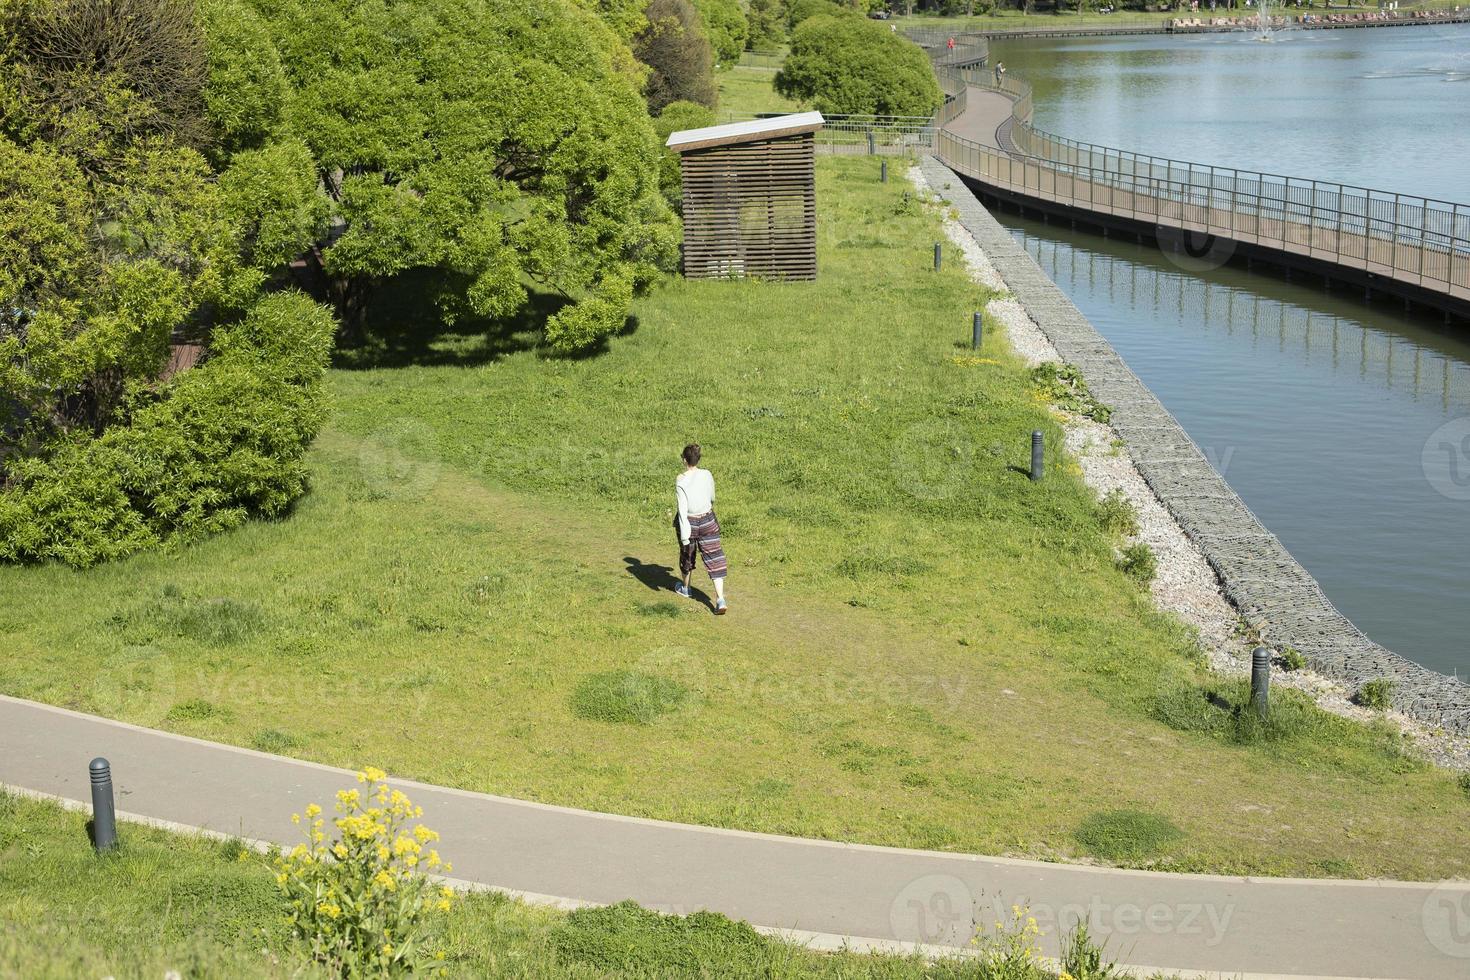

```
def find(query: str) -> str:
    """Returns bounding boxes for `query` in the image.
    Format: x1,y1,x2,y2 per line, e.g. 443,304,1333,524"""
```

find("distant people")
674,443,728,615
947,36,956,50
994,62,1006,85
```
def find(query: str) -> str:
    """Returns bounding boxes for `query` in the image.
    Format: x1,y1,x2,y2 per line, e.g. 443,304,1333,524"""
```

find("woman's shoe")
715,598,728,615
674,583,691,598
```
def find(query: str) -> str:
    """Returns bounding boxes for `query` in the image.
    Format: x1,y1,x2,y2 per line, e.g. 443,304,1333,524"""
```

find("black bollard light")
933,242,942,273
90,757,117,852
880,159,888,183
1029,430,1044,482
1251,647,1271,718
867,130,876,155
972,311,983,350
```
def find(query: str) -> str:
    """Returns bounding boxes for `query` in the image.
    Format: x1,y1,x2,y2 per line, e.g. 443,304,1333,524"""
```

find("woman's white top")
676,468,715,544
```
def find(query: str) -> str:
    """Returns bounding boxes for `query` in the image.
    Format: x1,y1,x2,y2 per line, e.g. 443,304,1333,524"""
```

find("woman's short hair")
682,443,702,466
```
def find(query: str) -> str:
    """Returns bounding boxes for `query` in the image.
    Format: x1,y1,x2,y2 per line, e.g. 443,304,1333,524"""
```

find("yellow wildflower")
305,803,322,818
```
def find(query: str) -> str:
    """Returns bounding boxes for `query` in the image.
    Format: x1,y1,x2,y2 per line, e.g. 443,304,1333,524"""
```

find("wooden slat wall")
680,134,817,281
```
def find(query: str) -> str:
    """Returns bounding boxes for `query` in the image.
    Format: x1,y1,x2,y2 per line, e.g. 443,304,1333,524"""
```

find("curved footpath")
928,85,1470,735
3,694,1468,979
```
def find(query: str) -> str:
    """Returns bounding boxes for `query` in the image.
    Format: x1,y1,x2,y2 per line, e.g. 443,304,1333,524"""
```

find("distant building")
666,112,824,281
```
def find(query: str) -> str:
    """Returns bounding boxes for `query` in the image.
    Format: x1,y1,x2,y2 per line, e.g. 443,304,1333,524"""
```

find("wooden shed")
666,111,824,281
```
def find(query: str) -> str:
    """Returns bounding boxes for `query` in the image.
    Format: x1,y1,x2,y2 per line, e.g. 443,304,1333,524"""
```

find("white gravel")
910,166,1470,775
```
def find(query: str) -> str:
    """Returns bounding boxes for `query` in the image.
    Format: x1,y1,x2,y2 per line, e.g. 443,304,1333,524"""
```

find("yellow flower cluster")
273,767,456,976
949,353,1002,367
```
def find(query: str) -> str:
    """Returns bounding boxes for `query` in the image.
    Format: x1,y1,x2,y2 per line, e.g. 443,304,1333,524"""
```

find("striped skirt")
680,511,727,580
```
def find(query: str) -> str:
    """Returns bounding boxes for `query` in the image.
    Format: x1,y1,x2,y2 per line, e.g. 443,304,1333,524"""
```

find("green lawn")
1,155,1467,879
0,793,1053,978
718,65,802,117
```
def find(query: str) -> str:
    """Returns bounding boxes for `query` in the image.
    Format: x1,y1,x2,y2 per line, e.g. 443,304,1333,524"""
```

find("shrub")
1116,543,1156,585
0,292,336,566
552,901,771,976
1458,772,1470,798
1030,362,1112,422
1074,809,1182,863
635,0,718,112
571,671,690,723
1094,488,1138,537
786,0,845,29
275,768,455,975
1355,678,1395,711
1276,646,1307,671
775,13,942,117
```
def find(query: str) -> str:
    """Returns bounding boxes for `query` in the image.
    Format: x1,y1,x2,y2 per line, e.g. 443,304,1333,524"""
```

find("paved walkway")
3,695,1468,978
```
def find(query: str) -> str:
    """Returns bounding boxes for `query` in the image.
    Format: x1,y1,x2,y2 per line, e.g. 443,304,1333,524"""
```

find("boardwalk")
926,62,1470,320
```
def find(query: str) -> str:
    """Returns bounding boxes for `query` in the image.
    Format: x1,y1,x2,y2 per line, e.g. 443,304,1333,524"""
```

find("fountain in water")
1253,0,1277,41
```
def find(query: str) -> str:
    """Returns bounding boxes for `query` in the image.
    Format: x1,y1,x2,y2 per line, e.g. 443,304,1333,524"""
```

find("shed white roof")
665,111,825,153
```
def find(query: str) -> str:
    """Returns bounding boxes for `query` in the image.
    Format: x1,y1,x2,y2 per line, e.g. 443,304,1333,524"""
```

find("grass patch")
164,698,231,723
250,729,301,754
110,592,266,647
1075,809,1183,864
571,671,690,725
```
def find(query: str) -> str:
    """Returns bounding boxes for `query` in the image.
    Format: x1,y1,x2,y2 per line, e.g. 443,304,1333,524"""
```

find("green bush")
1116,543,1156,585
1355,678,1394,711
775,13,942,117
1094,488,1138,537
553,902,772,977
0,293,335,566
1030,362,1112,423
1276,646,1307,671
1074,809,1182,863
786,0,846,29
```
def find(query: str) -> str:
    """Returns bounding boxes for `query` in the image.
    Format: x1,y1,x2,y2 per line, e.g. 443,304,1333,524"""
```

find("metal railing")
914,35,1470,302
737,48,785,69
719,111,936,155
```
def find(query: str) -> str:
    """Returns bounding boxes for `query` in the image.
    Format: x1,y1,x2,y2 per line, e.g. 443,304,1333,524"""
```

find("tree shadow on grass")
330,272,638,370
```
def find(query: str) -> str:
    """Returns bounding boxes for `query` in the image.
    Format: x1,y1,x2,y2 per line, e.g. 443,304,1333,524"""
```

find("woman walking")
674,443,728,614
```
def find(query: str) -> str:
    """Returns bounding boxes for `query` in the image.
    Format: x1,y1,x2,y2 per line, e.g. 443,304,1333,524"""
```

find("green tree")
247,0,676,351
745,0,786,48
785,0,847,28
0,0,210,174
633,0,718,113
692,0,748,68
652,100,716,210
775,13,942,116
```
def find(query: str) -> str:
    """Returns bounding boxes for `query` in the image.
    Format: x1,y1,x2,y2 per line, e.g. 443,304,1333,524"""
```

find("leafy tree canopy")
249,0,677,351
775,13,943,116
691,0,747,68
652,100,716,210
633,0,717,114
746,0,787,49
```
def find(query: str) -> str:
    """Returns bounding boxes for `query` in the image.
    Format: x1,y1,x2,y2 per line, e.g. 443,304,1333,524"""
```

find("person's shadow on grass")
622,556,712,608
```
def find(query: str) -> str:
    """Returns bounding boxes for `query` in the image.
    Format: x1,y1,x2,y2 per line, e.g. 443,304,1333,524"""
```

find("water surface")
985,27,1470,676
